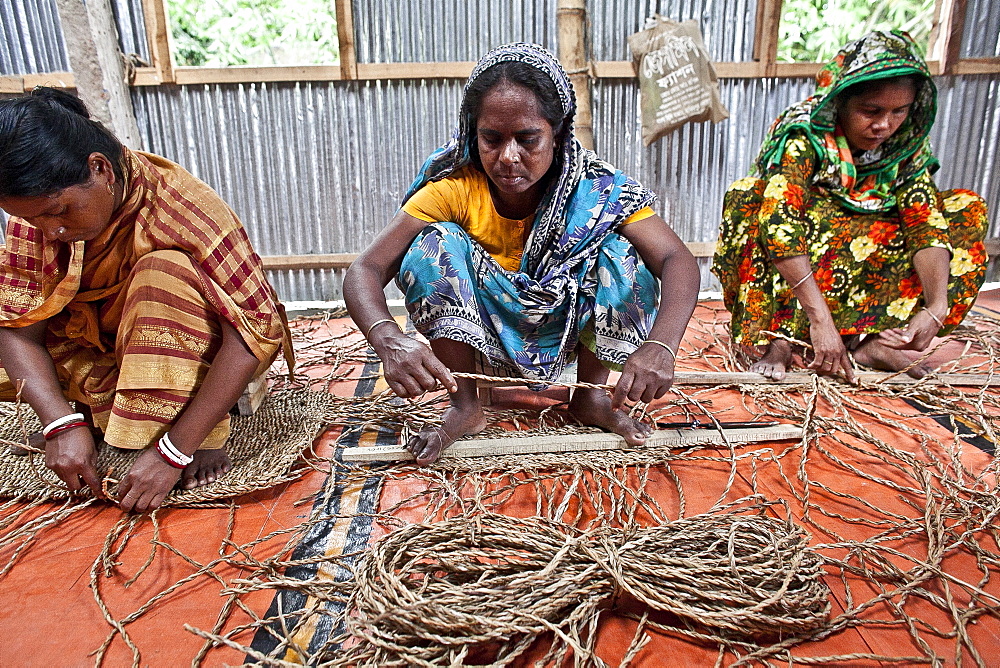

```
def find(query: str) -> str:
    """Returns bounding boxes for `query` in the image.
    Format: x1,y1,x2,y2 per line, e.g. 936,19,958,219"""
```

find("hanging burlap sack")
628,16,729,145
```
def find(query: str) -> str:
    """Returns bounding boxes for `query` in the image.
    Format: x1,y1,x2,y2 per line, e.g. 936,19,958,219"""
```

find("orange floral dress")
713,132,988,346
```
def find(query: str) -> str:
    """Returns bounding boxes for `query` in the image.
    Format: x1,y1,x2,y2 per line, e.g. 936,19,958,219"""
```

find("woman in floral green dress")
713,31,988,381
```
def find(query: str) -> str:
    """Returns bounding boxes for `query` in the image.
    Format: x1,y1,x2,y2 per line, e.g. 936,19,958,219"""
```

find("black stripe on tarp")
902,397,995,455
248,351,388,660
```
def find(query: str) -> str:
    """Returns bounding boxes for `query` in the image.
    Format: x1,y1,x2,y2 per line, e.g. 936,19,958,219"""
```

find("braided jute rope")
337,508,831,666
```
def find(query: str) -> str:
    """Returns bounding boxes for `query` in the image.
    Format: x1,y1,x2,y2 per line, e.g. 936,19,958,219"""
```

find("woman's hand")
612,342,676,410
46,427,102,496
372,329,457,398
117,448,183,513
808,320,855,382
879,308,942,351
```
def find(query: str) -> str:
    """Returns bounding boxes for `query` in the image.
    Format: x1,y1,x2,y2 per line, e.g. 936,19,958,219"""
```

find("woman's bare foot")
180,448,232,489
569,388,652,446
853,338,932,379
751,340,793,380
406,401,487,465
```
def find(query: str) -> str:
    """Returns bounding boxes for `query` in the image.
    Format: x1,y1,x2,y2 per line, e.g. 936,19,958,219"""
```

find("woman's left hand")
612,342,676,410
117,448,183,513
879,308,943,351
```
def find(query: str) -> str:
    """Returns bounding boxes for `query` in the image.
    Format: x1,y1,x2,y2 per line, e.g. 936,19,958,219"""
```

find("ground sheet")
0,298,998,666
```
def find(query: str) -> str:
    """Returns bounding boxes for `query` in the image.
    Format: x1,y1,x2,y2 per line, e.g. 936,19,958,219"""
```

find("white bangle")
158,432,193,467
642,339,676,361
365,318,399,340
42,412,86,438
924,308,945,329
790,273,812,290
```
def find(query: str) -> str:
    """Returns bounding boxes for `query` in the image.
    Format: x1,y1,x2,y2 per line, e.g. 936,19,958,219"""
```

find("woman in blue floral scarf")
713,31,988,381
345,43,699,464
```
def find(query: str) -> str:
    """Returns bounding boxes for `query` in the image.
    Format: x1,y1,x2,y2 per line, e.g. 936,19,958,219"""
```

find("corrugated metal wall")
2,0,999,298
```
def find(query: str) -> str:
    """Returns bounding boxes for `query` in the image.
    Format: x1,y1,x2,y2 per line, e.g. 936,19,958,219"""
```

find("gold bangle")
365,318,399,339
642,338,676,361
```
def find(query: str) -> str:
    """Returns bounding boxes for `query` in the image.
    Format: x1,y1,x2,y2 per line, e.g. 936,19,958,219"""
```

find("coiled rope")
338,508,831,666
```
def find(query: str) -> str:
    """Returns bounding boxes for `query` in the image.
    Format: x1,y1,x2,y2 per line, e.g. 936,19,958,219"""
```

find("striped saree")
0,150,292,450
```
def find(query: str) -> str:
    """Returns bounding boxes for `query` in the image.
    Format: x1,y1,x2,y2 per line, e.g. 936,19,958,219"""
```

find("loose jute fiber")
337,508,831,666
0,388,340,506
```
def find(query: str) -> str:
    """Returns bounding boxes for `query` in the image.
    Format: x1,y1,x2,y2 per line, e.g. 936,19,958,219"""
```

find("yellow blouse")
402,165,654,271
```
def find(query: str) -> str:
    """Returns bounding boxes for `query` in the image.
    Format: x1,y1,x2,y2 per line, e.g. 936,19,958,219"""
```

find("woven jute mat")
0,388,339,506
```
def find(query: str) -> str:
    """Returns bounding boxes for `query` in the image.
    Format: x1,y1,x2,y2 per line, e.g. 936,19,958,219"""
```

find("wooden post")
335,0,358,80
141,0,175,84
557,0,594,150
54,0,143,148
753,0,783,76
930,0,967,75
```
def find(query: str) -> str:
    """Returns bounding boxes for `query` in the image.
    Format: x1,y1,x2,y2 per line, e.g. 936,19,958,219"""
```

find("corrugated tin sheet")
131,80,466,300
111,0,151,63
960,0,1000,58
0,0,149,76
0,0,69,74
588,0,758,62
2,2,999,299
353,0,558,63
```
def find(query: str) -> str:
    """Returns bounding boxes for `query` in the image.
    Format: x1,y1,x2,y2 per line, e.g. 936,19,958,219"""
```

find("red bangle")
43,421,89,440
155,442,188,469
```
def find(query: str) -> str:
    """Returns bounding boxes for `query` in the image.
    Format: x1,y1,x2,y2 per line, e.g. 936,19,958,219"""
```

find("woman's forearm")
0,322,76,424
646,248,700,353
912,246,950,314
167,320,260,454
773,255,834,326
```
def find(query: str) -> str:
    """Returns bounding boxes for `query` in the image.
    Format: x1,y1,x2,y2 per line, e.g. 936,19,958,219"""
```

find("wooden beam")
753,0,783,77
0,76,24,94
355,61,475,79
54,0,143,148
557,0,594,150
141,0,175,83
334,0,357,80
931,0,967,75
174,65,344,85
341,423,804,462
258,242,717,272
672,371,997,387
952,58,1000,75
261,253,358,271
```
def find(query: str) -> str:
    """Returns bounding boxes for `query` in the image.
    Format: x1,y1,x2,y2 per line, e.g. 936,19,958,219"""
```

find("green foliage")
778,0,935,63
167,0,339,67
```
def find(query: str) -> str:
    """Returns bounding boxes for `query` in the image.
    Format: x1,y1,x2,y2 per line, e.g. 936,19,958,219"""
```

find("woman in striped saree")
0,88,292,512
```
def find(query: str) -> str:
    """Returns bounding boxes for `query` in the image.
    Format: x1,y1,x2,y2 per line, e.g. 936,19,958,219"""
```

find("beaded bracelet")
642,339,676,361
42,412,86,438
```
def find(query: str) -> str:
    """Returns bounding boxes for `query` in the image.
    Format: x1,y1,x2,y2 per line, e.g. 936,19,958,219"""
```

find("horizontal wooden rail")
259,242,719,272
8,55,997,91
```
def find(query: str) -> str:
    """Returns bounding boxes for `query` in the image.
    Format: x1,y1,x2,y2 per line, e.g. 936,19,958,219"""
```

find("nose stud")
56,226,66,236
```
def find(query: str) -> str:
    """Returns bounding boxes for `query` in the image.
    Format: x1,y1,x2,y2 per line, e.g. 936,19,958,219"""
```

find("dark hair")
461,61,568,169
0,87,124,198
838,73,923,103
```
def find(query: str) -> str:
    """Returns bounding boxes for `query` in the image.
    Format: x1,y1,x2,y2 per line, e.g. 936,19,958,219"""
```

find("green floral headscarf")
753,30,938,213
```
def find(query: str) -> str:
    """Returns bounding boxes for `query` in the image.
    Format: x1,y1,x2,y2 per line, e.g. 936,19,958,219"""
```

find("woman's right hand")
371,330,457,398
808,320,856,383
45,427,102,496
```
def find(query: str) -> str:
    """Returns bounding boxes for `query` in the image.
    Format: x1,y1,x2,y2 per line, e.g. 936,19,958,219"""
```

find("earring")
107,182,114,197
